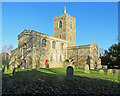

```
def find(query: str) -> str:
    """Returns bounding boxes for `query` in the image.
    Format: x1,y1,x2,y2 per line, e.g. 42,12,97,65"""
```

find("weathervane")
24,25,27,30
64,0,66,14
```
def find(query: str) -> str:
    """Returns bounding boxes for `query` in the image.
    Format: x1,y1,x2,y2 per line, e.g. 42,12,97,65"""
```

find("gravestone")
84,64,89,73
21,67,25,69
102,65,108,69
12,67,16,74
107,69,113,75
66,66,74,80
4,66,7,73
99,70,104,75
115,70,120,76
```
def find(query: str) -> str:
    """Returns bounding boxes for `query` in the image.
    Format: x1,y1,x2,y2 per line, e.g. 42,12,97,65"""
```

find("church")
9,3,101,69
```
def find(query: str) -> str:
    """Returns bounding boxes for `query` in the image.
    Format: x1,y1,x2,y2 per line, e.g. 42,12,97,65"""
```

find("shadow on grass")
2,68,120,95
42,68,57,74
2,68,120,85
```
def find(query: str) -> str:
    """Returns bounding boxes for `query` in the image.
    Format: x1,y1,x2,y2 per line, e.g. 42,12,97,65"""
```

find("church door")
45,60,48,68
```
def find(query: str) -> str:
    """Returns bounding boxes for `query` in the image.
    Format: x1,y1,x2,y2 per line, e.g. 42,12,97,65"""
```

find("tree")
1,44,13,68
101,43,120,68
2,45,7,60
8,44,13,59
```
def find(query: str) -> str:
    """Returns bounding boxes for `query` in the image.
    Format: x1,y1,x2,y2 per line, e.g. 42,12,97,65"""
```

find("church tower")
54,2,76,46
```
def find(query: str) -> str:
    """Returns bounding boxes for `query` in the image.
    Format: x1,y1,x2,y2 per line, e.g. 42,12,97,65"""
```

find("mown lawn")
2,68,120,95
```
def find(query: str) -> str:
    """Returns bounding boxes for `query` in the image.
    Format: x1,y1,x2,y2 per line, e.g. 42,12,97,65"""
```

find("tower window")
42,39,46,47
59,21,62,28
52,41,56,49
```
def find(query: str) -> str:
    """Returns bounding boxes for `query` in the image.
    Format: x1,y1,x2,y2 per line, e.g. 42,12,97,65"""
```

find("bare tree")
8,44,13,60
2,45,7,60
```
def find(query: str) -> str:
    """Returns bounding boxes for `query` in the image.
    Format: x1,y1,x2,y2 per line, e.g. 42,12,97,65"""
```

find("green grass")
2,68,120,94
3,68,120,85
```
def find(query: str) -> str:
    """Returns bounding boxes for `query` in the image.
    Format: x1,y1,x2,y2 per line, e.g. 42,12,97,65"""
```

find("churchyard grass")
2,68,120,94
3,68,119,83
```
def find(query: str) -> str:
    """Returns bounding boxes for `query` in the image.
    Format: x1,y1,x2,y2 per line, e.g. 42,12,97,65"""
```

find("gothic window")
52,41,56,49
59,35,62,38
23,43,27,48
60,55,62,61
59,21,62,28
61,43,64,50
42,39,46,47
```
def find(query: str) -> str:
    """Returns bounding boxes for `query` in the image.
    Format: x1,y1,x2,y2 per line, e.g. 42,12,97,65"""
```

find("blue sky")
2,2,118,53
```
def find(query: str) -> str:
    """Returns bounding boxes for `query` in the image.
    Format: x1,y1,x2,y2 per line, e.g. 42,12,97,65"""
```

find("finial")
24,26,27,31
64,0,66,14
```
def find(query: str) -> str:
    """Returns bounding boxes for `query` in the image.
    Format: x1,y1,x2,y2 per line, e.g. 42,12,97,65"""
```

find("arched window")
52,41,56,49
42,39,46,47
60,55,62,61
59,35,62,38
61,43,64,50
23,43,27,48
59,21,62,28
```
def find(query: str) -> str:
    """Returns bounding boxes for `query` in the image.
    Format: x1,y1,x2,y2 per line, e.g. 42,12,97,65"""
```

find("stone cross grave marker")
66,66,74,80
99,70,104,75
84,64,90,73
107,69,113,75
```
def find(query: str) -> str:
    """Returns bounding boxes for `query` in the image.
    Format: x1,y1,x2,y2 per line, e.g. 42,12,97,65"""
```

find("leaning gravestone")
115,70,120,76
99,70,104,75
4,66,7,73
66,66,74,80
107,69,113,75
84,64,89,73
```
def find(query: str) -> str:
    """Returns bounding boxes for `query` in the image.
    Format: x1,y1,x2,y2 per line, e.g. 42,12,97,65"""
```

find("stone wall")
67,43,101,69
9,30,68,69
54,13,76,47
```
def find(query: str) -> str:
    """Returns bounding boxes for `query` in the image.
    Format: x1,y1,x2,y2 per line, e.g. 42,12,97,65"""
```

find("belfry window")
42,39,46,47
59,21,62,28
52,41,56,49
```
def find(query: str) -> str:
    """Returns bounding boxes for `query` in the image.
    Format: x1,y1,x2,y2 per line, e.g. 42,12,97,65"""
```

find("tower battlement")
54,13,75,21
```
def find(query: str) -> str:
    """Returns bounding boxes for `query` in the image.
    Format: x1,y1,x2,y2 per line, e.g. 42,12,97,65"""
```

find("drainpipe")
77,47,79,68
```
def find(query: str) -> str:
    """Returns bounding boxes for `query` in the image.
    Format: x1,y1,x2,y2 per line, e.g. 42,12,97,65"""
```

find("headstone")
84,64,89,73
102,65,108,69
12,67,16,74
4,66,7,73
107,69,113,75
66,66,74,80
21,67,25,69
99,70,104,75
115,70,120,76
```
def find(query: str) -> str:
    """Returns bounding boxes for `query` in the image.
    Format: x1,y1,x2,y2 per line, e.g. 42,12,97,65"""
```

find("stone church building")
9,4,101,69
